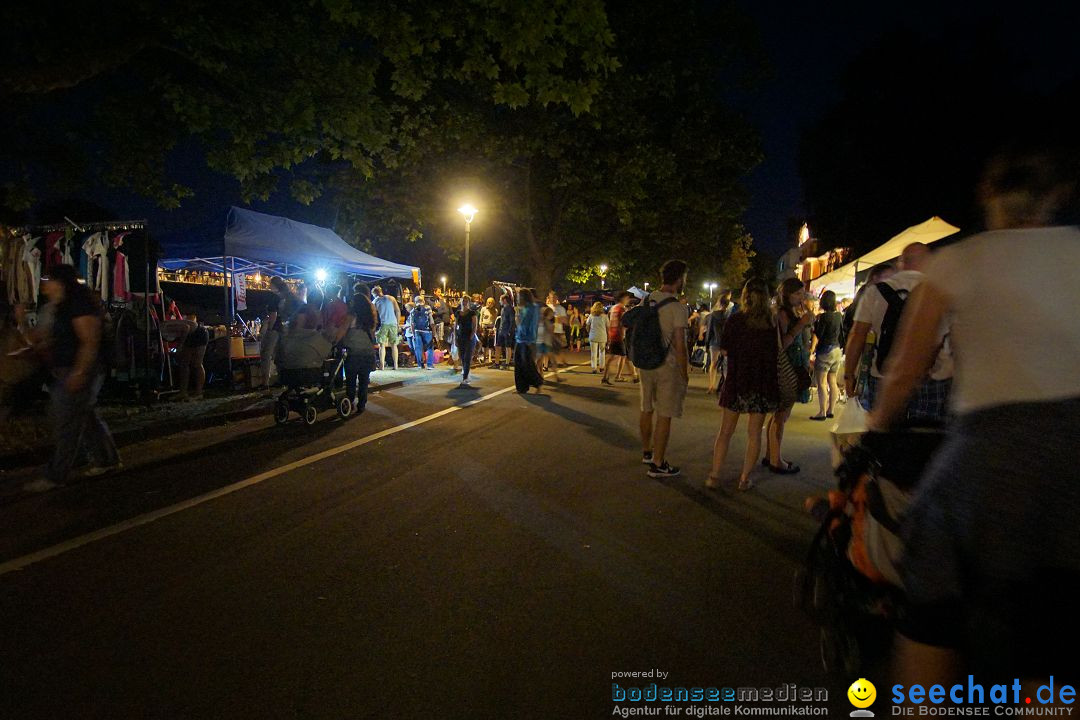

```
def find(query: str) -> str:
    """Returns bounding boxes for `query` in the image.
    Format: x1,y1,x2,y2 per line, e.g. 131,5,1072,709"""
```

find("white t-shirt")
586,313,609,342
853,269,953,380
924,226,1080,415
549,303,568,335
647,291,690,370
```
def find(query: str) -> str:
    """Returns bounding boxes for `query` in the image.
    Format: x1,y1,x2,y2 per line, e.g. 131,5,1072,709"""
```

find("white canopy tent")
810,216,960,299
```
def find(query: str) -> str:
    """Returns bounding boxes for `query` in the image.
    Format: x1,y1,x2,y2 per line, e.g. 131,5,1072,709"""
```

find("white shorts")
639,364,687,418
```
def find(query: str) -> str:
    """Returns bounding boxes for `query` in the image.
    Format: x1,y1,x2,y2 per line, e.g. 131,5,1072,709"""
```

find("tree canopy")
333,0,763,292
0,0,616,209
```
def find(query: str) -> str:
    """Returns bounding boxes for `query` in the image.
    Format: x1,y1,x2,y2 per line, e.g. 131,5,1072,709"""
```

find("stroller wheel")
303,405,318,426
336,395,353,419
273,400,289,426
820,626,861,676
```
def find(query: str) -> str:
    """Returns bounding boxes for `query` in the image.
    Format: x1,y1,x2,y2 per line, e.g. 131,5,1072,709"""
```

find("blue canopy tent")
160,206,420,283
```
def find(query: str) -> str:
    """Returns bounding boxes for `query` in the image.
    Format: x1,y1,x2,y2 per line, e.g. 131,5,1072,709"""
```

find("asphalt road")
0,353,851,719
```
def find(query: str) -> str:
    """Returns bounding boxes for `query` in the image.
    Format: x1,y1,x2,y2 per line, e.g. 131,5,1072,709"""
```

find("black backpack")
873,282,909,374
623,297,678,370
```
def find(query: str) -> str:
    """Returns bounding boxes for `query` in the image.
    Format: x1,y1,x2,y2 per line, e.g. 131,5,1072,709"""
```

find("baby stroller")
794,424,946,675
273,330,353,426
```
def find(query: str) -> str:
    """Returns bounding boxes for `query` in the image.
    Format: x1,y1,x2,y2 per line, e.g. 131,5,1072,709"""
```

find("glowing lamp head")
599,264,608,274
458,204,478,223
315,269,328,283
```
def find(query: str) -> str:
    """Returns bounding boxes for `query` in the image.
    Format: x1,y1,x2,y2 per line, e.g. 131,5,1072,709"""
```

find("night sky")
33,1,1080,262
736,0,1079,257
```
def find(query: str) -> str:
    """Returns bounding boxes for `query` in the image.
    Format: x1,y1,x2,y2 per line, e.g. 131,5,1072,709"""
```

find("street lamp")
440,275,447,293
704,282,717,300
643,282,649,293
599,264,608,290
458,204,477,295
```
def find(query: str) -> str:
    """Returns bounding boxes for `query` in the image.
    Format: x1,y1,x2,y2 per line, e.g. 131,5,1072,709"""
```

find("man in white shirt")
845,243,952,419
639,260,690,478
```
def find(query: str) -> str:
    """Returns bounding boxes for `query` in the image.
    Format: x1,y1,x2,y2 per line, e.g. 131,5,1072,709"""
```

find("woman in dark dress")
707,279,779,491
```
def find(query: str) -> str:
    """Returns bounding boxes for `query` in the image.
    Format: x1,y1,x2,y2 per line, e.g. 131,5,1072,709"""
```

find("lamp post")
599,264,608,290
458,204,477,296
440,275,447,293
644,282,649,293
704,282,717,301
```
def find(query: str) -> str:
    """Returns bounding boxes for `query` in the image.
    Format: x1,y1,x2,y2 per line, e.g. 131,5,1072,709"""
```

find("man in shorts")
602,291,634,385
639,260,690,478
372,286,402,370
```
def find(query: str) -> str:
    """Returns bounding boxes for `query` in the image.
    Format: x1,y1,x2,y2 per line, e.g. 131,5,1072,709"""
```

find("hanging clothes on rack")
61,227,76,265
3,233,32,305
110,231,131,302
22,235,42,304
76,231,90,278
43,231,66,273
82,232,109,302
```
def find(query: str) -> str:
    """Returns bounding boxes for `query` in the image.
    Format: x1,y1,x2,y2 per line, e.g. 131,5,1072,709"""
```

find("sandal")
809,415,827,421
705,475,723,490
767,461,800,475
737,477,754,491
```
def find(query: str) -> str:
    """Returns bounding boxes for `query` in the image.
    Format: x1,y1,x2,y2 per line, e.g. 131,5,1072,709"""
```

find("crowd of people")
5,136,1077,693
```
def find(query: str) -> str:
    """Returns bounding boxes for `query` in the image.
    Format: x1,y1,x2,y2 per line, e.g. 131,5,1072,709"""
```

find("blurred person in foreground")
25,265,120,492
872,142,1080,687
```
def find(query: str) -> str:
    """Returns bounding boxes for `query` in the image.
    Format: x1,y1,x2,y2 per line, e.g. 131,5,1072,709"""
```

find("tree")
0,0,617,210
333,0,763,292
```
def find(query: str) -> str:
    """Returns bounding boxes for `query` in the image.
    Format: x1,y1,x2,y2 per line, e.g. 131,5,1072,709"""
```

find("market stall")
810,216,960,299
159,207,421,386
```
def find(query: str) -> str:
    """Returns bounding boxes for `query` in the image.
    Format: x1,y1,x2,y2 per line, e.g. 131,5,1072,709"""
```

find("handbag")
777,322,811,405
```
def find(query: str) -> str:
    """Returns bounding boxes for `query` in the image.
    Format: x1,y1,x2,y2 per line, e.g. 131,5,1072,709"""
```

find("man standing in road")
372,286,402,370
638,260,690,478
25,264,121,492
844,243,952,419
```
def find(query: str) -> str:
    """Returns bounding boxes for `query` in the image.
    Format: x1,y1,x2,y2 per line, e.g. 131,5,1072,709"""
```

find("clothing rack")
14,220,147,234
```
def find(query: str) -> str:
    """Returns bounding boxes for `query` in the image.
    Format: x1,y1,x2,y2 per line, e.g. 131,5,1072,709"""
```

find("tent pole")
224,255,233,388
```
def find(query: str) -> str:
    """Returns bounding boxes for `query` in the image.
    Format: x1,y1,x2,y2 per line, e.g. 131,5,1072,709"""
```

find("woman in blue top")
513,288,543,393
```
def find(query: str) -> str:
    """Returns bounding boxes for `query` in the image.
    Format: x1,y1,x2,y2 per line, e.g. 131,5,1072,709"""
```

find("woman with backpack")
809,290,844,420
407,296,435,369
338,290,378,413
706,279,779,492
764,278,814,475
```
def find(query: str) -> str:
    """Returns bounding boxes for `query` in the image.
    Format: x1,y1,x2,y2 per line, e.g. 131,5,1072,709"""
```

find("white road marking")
0,367,578,576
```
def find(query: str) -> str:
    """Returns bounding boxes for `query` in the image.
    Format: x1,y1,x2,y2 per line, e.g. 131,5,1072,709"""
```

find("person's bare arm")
868,283,948,429
843,321,871,396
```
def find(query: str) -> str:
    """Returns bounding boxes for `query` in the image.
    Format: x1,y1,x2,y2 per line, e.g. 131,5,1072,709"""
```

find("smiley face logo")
848,678,877,709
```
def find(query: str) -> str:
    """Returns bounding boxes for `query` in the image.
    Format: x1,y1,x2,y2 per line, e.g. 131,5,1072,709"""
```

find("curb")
0,380,408,471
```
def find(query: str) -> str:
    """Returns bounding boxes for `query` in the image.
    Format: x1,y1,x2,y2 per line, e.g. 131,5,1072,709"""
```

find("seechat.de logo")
849,678,877,717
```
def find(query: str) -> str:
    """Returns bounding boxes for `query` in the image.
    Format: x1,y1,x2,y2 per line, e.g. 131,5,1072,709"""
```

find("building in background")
777,223,850,286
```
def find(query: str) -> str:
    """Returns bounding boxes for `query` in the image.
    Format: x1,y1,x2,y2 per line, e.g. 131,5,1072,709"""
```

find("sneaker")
84,462,123,478
647,461,681,478
23,478,60,493
642,451,654,465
